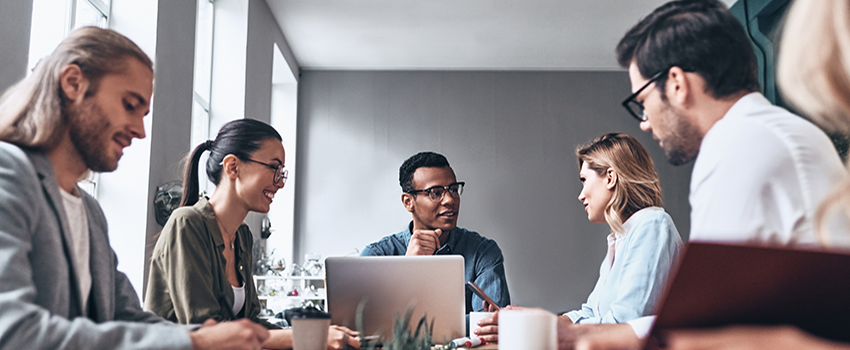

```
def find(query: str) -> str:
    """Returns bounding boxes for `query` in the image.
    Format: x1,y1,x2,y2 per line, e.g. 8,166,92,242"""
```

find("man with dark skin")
361,151,510,315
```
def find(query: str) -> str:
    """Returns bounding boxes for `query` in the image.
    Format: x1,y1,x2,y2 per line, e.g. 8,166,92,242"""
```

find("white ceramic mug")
498,308,557,350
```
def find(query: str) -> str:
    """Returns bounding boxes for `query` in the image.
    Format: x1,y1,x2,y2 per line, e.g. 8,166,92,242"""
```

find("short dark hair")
615,0,760,99
399,151,451,193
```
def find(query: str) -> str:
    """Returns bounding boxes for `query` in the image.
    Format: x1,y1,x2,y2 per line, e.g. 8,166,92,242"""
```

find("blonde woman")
476,133,683,343
779,0,850,249
565,133,684,324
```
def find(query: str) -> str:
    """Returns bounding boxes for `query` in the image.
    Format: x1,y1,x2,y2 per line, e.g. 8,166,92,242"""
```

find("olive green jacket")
144,198,278,329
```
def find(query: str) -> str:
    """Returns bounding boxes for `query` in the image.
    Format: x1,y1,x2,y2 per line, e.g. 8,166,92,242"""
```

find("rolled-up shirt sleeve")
469,240,510,311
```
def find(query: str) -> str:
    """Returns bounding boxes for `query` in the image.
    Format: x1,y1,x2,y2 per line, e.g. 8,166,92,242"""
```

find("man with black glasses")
618,0,843,247
535,1,848,349
361,151,510,314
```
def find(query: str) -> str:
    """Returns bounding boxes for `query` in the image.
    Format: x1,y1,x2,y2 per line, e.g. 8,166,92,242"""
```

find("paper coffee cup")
291,307,331,350
469,311,494,336
498,308,557,350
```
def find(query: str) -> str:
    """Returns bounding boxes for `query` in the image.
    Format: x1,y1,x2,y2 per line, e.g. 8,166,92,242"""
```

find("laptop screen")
325,255,466,343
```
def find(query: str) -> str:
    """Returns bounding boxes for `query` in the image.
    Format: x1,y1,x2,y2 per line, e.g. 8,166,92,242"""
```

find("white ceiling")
265,0,737,71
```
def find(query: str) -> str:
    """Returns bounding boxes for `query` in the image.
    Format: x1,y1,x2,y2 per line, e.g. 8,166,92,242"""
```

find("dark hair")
180,119,282,206
615,0,760,99
399,151,451,193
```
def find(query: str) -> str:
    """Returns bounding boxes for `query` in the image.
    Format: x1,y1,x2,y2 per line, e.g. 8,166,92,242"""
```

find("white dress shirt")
689,92,845,246
629,93,847,339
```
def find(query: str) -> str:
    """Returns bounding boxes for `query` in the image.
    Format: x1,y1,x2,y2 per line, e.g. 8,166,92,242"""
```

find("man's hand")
474,304,525,343
405,228,442,255
327,325,360,349
483,299,500,312
474,308,499,343
190,319,270,350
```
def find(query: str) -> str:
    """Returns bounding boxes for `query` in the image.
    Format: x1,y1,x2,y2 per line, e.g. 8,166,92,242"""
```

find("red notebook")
649,242,850,342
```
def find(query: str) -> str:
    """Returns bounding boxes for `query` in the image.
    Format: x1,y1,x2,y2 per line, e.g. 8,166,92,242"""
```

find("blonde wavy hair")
778,0,850,246
0,26,152,150
576,133,663,234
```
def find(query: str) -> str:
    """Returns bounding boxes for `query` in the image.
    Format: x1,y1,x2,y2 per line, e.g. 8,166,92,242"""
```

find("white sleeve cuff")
627,316,656,339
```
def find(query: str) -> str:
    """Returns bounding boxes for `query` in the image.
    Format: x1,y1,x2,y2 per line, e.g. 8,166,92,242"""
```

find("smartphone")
466,281,500,310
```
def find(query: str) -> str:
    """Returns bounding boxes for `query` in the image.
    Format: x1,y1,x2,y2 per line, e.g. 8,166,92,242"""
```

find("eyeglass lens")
276,167,289,184
626,100,646,121
426,183,463,201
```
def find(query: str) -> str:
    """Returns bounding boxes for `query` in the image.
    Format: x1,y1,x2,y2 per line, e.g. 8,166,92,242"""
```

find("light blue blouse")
565,207,684,324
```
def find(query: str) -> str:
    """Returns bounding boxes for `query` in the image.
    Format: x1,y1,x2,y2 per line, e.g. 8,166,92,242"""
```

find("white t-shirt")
232,285,245,316
629,93,848,339
60,188,91,312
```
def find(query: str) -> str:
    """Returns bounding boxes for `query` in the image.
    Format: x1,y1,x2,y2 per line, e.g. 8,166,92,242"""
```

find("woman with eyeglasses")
144,119,360,349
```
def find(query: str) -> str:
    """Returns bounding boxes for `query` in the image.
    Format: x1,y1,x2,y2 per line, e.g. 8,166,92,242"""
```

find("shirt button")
239,265,243,271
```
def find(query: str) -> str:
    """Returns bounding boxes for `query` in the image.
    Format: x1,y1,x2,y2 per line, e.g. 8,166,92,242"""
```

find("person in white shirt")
640,0,850,349
474,134,684,345
561,0,848,349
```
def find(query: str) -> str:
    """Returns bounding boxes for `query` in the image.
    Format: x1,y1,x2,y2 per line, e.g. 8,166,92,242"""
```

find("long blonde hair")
576,133,663,233
0,26,152,150
778,0,850,246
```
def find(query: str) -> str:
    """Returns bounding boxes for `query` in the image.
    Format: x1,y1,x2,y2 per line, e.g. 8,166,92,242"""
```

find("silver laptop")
325,256,465,343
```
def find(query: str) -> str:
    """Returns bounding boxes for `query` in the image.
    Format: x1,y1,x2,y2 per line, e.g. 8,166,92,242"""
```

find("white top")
232,285,245,316
629,93,848,339
689,93,845,246
60,188,91,312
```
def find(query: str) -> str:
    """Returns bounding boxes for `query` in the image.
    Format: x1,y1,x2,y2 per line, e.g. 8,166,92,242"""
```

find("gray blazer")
0,142,192,349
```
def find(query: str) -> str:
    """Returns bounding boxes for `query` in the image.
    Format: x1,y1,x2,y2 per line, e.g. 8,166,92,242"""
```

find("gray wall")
142,0,198,293
243,0,300,239
294,70,693,312
0,0,33,93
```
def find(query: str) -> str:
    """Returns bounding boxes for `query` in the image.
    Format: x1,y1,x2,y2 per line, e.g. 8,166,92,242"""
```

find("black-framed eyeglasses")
407,182,465,202
622,69,669,122
244,158,288,185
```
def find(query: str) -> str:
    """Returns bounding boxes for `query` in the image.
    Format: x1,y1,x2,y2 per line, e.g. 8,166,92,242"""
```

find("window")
29,0,111,74
29,0,111,197
191,0,215,196
71,0,110,29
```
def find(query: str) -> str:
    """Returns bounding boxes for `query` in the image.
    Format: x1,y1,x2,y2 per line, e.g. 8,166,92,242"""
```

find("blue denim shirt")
361,222,511,313
565,207,683,324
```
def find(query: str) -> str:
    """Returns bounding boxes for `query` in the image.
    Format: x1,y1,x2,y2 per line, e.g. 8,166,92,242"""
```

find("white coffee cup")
498,308,557,350
291,308,331,350
469,311,495,336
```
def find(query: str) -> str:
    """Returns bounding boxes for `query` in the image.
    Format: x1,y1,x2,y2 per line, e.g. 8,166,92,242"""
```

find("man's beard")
66,100,119,172
659,103,702,166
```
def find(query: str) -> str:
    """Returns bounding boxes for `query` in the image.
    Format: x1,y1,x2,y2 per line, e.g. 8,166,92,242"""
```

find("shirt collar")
619,206,664,238
721,92,768,122
195,197,246,251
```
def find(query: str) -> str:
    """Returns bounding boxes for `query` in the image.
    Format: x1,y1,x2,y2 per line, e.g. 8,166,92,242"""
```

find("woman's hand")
327,325,360,350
